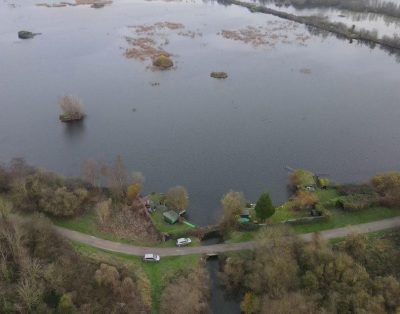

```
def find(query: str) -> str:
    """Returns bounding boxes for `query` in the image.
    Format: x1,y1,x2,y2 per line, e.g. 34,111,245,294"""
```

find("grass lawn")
270,202,302,223
226,230,257,243
292,207,400,234
72,241,200,314
329,227,400,245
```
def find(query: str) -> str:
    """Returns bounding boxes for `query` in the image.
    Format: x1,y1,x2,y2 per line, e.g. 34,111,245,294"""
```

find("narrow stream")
207,258,242,314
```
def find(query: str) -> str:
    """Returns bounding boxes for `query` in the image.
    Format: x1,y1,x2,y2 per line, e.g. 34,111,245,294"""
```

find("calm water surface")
1,0,400,226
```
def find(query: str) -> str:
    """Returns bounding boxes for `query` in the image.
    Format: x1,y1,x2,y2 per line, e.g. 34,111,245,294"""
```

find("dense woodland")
2,158,400,313
0,214,150,313
219,226,400,314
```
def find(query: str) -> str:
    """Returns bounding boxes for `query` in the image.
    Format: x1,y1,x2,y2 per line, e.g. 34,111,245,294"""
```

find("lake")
1,0,400,226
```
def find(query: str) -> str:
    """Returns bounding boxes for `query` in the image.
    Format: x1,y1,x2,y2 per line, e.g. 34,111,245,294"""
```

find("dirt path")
55,217,400,257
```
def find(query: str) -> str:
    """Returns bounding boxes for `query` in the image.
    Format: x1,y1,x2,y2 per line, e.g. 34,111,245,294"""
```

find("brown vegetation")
291,190,319,211
165,186,189,212
219,21,310,48
371,172,400,207
220,226,400,314
160,262,210,314
96,198,161,243
210,71,228,79
220,190,246,233
0,214,149,313
59,95,85,122
124,22,201,68
11,168,89,217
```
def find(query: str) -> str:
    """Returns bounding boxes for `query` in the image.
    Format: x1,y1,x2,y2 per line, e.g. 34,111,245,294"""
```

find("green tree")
254,192,275,221
57,294,75,314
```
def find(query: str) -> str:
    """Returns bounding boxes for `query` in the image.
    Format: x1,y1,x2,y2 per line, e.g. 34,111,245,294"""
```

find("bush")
337,184,375,196
12,171,89,217
289,169,315,191
336,194,378,211
291,191,319,211
57,294,75,314
152,54,173,69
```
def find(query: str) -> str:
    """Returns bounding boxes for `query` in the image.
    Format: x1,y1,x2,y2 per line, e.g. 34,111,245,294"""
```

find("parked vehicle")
176,238,192,247
143,254,160,262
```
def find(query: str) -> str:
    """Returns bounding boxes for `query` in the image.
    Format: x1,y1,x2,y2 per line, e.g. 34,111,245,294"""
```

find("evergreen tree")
255,192,275,221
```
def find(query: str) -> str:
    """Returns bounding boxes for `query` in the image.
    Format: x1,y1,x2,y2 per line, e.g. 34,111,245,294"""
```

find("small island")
59,95,85,122
18,30,40,39
152,54,174,70
210,71,228,79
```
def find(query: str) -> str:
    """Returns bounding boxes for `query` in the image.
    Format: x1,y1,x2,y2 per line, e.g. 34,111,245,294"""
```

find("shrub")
289,169,315,191
291,190,319,211
371,172,400,194
57,294,75,314
241,292,260,314
152,54,173,69
336,194,378,211
95,199,112,226
317,177,330,189
337,184,376,196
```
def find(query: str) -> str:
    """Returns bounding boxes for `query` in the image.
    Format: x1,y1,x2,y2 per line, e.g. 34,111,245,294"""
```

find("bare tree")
81,159,101,188
95,199,112,226
59,95,85,119
104,156,127,200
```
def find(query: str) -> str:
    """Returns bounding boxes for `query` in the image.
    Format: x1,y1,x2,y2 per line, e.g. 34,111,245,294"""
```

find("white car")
176,238,192,247
143,253,160,262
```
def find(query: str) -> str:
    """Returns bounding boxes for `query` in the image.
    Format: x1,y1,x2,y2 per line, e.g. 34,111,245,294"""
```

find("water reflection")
207,258,241,314
213,0,400,62
63,120,86,141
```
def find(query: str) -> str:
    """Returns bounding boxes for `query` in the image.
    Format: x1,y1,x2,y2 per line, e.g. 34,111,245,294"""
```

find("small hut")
163,210,180,224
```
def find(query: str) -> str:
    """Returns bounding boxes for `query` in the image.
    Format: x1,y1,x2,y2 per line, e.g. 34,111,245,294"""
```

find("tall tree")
81,158,101,188
220,190,246,232
254,192,275,221
166,186,189,212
